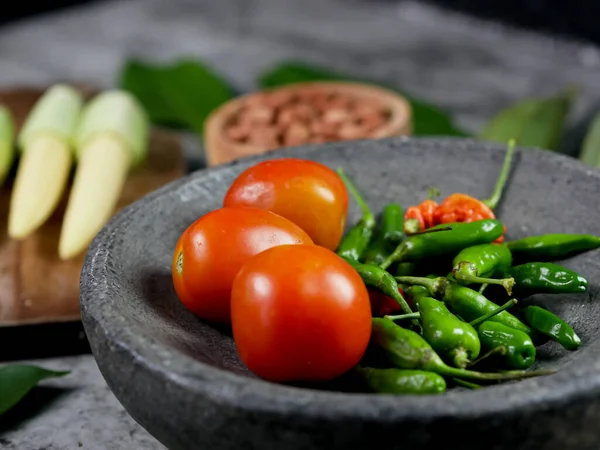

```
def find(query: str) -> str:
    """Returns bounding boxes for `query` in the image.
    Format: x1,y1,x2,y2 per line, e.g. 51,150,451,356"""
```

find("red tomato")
172,207,313,324
223,158,349,251
231,244,372,383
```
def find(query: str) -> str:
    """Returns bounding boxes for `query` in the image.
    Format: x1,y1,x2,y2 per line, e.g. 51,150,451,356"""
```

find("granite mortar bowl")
81,137,600,450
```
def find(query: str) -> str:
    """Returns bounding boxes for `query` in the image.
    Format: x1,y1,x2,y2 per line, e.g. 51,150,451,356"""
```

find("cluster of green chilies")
334,168,600,396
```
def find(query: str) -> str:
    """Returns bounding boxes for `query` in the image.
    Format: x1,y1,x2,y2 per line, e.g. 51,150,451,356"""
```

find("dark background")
2,0,600,45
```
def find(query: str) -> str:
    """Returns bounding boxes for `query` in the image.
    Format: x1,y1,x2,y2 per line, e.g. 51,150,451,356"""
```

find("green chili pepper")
347,260,414,316
335,168,376,262
363,203,404,265
506,262,588,295
477,321,536,370
406,284,430,301
452,244,512,277
523,306,581,350
395,276,533,336
451,243,515,294
395,262,416,277
505,234,600,262
414,295,480,368
371,318,555,381
380,219,505,270
379,203,404,243
356,366,446,395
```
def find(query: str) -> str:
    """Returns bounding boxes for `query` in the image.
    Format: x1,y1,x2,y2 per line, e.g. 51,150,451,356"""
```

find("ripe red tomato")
172,207,313,323
223,158,349,251
231,244,372,383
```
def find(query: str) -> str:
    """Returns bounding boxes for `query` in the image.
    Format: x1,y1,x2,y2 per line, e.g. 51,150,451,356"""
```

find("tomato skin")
172,207,313,324
223,158,349,251
231,244,372,383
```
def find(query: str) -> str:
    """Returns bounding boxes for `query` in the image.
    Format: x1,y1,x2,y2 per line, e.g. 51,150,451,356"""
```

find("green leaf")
0,365,69,415
118,58,235,135
579,111,600,168
258,61,468,137
479,88,577,151
479,99,540,145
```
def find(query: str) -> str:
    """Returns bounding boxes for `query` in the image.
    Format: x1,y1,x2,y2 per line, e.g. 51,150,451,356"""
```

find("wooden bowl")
204,81,412,166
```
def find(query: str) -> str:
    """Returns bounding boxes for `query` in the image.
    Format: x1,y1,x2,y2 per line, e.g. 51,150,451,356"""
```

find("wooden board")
0,86,186,326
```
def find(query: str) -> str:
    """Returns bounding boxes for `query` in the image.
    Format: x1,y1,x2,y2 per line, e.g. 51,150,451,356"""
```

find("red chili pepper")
404,194,505,243
404,206,425,230
403,141,515,243
368,287,409,317
405,200,438,231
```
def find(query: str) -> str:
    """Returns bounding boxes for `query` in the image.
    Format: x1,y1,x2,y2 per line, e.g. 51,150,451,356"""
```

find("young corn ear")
58,90,149,260
8,84,83,240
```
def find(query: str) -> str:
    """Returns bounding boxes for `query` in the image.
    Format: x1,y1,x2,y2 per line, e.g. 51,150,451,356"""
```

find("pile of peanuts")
223,88,391,149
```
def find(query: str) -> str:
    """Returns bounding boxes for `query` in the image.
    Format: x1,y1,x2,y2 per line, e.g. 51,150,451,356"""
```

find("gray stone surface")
0,356,165,449
81,138,600,450
2,0,600,448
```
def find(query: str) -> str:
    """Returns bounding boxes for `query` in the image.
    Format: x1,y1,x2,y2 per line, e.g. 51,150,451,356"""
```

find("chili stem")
336,168,373,220
467,346,507,367
380,244,406,270
469,299,518,327
482,139,516,210
441,365,556,382
478,283,489,294
404,218,421,235
453,269,515,296
410,226,453,236
428,186,441,200
453,378,482,389
384,312,421,321
394,275,446,297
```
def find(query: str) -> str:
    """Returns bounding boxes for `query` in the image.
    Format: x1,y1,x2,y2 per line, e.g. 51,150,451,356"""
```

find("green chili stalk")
482,139,516,210
336,168,374,223
385,312,421,321
336,168,376,262
428,186,441,200
467,346,508,367
453,378,483,389
409,226,453,236
469,299,518,328
452,261,515,295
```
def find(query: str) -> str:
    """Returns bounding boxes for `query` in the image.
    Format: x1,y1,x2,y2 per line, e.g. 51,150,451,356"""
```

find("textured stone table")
1,0,600,448
0,356,165,449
